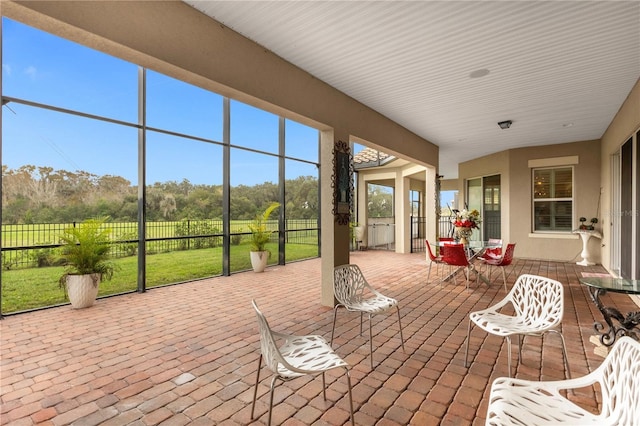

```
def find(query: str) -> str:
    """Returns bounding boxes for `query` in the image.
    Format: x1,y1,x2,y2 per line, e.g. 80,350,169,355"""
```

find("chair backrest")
497,243,516,266
508,274,563,328
438,238,454,256
425,240,439,262
252,299,287,373
333,264,369,305
485,238,503,257
597,336,640,422
442,243,469,267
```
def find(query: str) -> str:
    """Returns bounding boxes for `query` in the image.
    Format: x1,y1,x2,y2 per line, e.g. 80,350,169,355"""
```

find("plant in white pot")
58,217,116,309
248,202,280,273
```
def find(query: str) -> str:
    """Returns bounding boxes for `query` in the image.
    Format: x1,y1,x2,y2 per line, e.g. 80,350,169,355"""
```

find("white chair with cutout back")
251,300,354,426
485,336,640,425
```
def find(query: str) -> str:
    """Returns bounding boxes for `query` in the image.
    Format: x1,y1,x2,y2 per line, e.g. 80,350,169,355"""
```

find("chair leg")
427,262,433,284
518,334,523,363
464,320,473,367
505,336,512,378
345,368,355,426
465,266,470,291
549,330,572,379
251,354,263,420
396,305,405,352
360,312,364,336
331,305,341,345
321,372,326,400
368,313,374,369
268,375,279,426
501,267,507,292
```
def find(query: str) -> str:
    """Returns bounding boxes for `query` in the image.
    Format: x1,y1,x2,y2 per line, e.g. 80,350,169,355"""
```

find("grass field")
1,219,317,246
1,220,319,270
1,241,318,314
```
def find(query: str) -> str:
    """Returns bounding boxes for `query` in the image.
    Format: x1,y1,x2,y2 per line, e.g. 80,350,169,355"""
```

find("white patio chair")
251,300,354,426
465,274,571,378
485,336,640,425
331,264,405,369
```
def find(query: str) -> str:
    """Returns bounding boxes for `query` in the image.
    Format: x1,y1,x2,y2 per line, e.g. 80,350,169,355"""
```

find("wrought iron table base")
587,287,640,346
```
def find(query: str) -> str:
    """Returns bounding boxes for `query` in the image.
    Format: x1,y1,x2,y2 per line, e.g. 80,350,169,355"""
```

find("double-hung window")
532,167,573,232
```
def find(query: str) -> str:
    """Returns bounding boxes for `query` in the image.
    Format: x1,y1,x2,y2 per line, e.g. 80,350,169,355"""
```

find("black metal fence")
1,219,319,270
410,214,456,253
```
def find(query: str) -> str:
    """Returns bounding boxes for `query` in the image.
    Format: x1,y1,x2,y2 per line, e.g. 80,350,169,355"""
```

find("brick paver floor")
2,250,638,425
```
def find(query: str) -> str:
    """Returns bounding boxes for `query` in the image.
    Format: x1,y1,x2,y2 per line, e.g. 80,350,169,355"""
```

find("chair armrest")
473,296,512,314
491,373,600,395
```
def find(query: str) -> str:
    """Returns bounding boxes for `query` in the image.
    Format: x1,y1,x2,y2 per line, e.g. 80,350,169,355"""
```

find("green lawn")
1,242,318,314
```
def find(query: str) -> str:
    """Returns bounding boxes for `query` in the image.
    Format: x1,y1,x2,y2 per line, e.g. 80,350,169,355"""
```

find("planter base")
250,251,269,273
66,274,100,309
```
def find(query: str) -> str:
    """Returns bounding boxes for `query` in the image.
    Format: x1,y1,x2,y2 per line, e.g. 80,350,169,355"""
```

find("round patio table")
579,276,640,346
432,241,500,286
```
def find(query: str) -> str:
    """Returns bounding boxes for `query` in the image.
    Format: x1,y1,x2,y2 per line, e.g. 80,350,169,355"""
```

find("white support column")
357,170,368,248
395,173,411,253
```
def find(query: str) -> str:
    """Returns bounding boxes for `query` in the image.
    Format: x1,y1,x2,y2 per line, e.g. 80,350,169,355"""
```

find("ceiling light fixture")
498,120,512,129
469,68,490,78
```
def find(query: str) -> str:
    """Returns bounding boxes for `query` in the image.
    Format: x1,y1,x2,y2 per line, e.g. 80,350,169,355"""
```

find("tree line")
1,165,319,224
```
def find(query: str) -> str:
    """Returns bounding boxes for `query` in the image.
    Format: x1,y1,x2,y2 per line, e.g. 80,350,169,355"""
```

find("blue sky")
2,17,456,205
1,18,318,186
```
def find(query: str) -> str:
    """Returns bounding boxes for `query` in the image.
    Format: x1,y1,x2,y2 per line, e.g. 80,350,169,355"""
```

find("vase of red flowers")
453,209,481,244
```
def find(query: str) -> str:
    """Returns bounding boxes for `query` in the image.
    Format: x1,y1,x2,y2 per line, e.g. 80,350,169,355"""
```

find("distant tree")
160,194,177,220
367,184,393,218
1,165,320,225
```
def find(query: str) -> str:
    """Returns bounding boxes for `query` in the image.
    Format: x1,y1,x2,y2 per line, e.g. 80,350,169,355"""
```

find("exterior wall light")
498,120,512,129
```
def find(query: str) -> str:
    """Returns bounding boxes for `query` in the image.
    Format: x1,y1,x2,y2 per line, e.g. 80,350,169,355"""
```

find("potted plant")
248,202,280,272
58,217,116,309
579,217,588,229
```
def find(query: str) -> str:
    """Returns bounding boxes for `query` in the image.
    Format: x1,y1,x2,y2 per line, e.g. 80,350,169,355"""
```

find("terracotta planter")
65,273,100,309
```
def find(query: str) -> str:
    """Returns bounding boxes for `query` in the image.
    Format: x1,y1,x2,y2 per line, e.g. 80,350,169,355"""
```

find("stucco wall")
512,140,601,261
460,140,602,262
599,78,640,273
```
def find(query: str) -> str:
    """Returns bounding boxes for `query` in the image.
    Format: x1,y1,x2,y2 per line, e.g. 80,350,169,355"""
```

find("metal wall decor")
332,140,353,225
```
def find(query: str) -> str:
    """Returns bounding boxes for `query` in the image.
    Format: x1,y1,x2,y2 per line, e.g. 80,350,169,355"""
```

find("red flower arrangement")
453,209,481,229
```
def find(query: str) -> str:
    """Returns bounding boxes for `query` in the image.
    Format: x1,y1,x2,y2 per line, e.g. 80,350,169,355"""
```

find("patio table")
433,241,499,286
579,276,640,346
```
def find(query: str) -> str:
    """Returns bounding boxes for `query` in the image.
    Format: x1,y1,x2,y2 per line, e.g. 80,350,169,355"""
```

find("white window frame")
531,165,575,233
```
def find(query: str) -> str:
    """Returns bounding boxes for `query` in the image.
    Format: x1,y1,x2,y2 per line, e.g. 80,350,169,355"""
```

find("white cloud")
24,65,37,79
2,63,12,76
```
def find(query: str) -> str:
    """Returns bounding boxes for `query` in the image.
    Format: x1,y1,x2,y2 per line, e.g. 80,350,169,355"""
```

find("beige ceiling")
183,1,640,179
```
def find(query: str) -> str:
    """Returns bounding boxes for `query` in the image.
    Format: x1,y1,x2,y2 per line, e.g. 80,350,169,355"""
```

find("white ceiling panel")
183,0,640,178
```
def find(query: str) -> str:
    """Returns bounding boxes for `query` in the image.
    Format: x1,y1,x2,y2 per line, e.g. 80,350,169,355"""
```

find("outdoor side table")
579,276,640,347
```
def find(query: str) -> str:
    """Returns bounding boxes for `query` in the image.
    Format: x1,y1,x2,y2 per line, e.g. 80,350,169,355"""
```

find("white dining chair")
485,336,640,425
251,299,354,425
465,274,571,378
332,264,405,369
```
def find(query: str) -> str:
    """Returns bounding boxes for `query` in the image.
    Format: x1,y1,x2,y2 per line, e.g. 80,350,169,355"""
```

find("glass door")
466,175,501,241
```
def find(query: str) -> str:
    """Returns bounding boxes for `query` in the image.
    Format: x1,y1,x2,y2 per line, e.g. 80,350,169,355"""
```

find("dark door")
483,175,501,239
